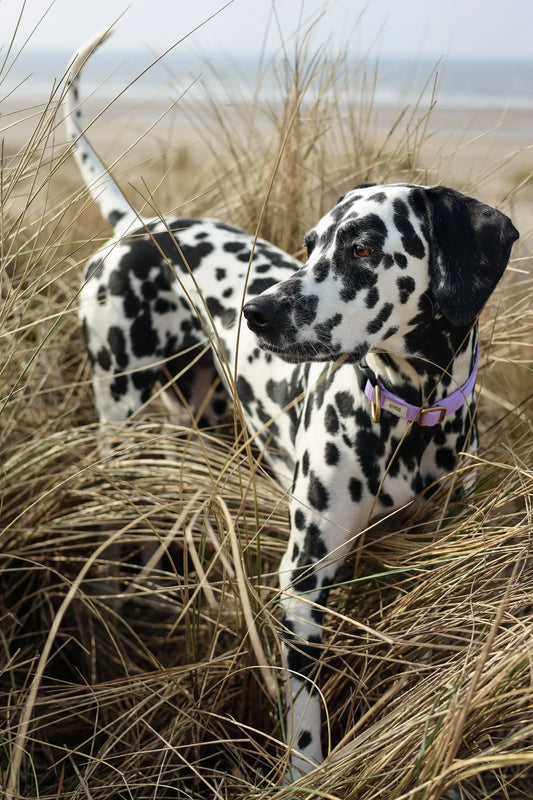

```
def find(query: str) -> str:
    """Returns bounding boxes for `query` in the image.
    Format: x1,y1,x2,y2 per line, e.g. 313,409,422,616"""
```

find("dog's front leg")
279,457,376,780
279,532,333,777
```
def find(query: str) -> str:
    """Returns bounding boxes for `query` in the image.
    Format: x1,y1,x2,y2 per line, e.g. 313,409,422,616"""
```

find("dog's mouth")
256,340,329,363
257,339,367,365
258,340,368,364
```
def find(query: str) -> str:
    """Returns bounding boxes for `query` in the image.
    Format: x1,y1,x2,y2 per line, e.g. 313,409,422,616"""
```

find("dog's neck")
362,320,478,409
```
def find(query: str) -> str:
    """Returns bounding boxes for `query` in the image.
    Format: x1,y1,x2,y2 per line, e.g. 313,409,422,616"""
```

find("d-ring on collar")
364,346,479,427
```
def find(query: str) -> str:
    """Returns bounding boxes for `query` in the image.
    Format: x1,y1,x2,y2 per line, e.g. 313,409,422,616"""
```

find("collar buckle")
417,405,446,427
370,384,382,423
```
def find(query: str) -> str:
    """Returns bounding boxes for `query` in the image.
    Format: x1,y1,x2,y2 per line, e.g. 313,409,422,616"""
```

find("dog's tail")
64,28,134,230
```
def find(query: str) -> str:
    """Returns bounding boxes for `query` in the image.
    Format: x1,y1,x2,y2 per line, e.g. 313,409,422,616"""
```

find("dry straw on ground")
1,17,533,800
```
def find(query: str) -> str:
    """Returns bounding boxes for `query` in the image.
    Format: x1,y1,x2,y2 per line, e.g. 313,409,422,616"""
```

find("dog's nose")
242,296,280,333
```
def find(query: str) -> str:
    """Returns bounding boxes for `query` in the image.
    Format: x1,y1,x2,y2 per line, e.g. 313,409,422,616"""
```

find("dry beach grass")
1,21,533,800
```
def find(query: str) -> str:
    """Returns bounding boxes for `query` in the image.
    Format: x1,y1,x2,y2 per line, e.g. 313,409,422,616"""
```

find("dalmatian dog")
66,31,518,781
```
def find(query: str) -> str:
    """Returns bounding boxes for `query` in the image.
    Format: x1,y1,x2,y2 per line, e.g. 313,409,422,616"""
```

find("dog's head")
243,184,518,363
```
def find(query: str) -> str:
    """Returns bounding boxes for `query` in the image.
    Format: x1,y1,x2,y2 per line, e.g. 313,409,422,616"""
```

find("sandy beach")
2,89,532,240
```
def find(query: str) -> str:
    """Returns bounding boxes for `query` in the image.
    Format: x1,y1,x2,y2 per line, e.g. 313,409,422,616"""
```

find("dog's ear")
420,186,519,326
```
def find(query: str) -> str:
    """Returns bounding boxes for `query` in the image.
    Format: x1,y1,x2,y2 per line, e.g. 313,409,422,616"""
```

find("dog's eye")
354,244,372,258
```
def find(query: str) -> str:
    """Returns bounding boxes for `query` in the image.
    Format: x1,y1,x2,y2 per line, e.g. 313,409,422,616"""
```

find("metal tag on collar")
383,397,408,419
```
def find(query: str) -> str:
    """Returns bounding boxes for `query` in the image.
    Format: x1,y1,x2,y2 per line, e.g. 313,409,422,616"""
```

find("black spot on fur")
397,275,416,303
365,287,379,308
155,265,173,292
118,239,154,281
304,230,318,255
383,325,399,340
294,508,306,530
110,373,128,399
325,441,339,465
286,636,321,680
393,199,425,259
108,209,126,227
314,314,342,346
336,391,354,418
339,268,377,303
107,326,128,368
298,731,312,749
154,298,174,314
206,296,225,317
355,407,372,429
436,447,456,471
349,477,362,502
313,259,330,282
291,560,318,594
222,308,236,327
109,267,130,296
123,291,141,319
309,589,329,624
325,404,339,434
394,252,408,269
367,302,393,334
84,257,105,281
179,240,214,270
308,472,329,511
223,241,245,253
304,395,314,431
294,295,319,327
130,312,158,358
305,523,327,559
142,280,157,300
212,397,227,417
132,369,156,393
247,277,279,295
355,429,385,496
96,347,111,371
266,378,290,407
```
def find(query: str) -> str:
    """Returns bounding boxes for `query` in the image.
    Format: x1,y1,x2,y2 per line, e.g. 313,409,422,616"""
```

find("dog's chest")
289,361,465,511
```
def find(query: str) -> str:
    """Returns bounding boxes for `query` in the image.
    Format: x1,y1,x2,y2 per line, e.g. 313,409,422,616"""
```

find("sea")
2,47,533,114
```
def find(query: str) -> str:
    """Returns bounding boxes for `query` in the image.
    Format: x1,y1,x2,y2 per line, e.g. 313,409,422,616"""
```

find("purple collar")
364,346,479,427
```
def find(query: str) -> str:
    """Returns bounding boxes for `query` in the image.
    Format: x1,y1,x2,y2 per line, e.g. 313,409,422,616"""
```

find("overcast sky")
3,0,533,60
